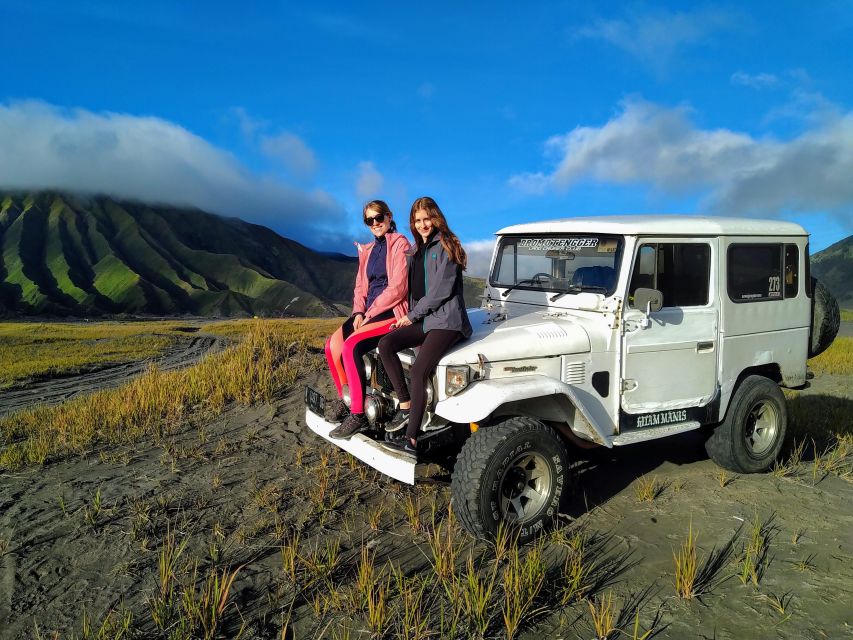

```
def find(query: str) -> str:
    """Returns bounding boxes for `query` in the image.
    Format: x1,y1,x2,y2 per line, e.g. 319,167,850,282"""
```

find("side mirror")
634,288,663,313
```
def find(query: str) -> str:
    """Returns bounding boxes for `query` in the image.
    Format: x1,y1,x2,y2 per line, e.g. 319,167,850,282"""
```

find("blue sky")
1,1,851,275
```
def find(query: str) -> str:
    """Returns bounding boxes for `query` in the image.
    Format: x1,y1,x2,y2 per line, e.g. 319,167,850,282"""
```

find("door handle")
696,341,715,353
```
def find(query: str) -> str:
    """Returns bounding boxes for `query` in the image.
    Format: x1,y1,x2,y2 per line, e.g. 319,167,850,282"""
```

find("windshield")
490,234,623,295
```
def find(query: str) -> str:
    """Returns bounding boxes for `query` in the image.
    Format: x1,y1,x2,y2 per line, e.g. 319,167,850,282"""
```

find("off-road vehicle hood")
441,308,591,365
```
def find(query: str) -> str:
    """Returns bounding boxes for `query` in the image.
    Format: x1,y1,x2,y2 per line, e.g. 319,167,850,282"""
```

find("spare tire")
809,277,840,358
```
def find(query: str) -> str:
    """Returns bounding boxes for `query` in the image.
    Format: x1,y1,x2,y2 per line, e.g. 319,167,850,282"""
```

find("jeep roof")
497,215,808,237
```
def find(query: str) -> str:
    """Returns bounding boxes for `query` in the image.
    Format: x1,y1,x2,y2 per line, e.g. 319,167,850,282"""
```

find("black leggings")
378,322,463,440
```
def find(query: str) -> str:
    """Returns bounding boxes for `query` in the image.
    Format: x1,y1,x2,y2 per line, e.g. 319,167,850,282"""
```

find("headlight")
445,365,472,397
425,377,435,408
362,354,374,380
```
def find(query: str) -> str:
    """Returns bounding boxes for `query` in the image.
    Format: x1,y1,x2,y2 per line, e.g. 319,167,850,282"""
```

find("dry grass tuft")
739,514,774,586
634,475,667,503
673,520,698,599
587,590,617,640
501,539,546,640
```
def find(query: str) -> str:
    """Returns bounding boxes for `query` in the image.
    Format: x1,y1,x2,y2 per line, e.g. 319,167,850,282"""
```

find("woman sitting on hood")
324,200,411,439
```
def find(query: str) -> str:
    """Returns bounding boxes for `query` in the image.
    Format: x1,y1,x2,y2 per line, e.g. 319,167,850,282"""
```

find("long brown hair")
363,200,397,232
409,196,467,269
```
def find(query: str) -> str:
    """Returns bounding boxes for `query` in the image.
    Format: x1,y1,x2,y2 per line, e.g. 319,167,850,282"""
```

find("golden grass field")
0,322,183,388
0,319,341,389
0,318,851,639
0,319,339,469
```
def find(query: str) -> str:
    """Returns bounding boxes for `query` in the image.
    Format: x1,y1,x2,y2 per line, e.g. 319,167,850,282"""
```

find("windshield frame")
489,233,625,297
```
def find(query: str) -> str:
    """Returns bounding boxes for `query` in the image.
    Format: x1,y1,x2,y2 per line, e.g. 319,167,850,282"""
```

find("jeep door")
621,238,718,413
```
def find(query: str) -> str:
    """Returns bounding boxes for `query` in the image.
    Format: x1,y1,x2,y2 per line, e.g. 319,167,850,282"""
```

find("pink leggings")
324,312,395,414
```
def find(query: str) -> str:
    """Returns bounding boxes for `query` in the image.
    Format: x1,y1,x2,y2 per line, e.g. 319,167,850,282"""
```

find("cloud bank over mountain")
0,100,350,250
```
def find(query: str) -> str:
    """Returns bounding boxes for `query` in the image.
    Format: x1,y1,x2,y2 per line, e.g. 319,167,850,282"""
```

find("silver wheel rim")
498,451,552,523
744,400,779,457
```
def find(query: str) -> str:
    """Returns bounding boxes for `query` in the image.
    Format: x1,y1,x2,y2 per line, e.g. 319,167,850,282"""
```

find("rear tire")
705,376,787,473
451,417,568,542
809,277,840,358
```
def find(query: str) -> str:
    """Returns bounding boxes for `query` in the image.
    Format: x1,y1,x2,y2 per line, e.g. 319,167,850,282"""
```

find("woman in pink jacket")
325,200,411,439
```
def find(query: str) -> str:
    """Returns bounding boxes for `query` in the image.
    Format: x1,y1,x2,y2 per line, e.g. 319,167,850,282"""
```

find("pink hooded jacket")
352,231,411,321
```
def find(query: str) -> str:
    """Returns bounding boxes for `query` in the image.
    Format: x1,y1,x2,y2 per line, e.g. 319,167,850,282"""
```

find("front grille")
371,357,410,395
373,357,395,393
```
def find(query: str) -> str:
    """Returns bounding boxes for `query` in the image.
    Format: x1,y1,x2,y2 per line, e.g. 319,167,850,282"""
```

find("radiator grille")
373,357,394,392
562,359,586,385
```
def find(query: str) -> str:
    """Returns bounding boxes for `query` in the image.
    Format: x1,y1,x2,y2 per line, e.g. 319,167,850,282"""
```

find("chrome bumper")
304,409,416,484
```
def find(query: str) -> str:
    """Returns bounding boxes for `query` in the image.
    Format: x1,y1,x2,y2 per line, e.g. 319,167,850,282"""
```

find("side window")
629,243,711,308
727,244,783,302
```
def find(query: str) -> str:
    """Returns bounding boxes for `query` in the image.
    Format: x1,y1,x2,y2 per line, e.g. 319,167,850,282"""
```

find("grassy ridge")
0,191,356,317
0,319,329,468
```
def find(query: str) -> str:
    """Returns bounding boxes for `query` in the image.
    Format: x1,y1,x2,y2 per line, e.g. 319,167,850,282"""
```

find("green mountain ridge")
0,190,489,318
812,234,853,309
0,191,358,317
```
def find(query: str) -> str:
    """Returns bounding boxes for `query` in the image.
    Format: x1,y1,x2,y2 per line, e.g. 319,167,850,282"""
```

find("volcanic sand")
0,348,851,639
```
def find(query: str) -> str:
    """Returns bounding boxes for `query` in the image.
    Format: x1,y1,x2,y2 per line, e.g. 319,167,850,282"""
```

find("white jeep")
305,215,839,541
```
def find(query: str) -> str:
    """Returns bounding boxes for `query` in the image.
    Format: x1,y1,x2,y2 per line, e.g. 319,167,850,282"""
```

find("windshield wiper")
549,284,609,302
501,278,539,297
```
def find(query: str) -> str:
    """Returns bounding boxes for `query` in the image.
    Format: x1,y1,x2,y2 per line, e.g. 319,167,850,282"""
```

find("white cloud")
510,99,853,228
0,100,350,248
574,8,737,69
731,71,779,89
260,131,317,178
463,238,498,278
355,161,384,200
230,106,266,139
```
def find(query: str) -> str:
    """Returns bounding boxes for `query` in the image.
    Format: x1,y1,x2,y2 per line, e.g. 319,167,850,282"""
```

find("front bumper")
305,409,416,484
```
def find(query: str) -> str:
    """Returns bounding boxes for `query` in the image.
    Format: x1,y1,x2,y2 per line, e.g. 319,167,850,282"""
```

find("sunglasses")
363,212,387,226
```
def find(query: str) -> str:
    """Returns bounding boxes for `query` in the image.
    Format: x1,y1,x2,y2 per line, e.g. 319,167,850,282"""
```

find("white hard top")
497,215,808,237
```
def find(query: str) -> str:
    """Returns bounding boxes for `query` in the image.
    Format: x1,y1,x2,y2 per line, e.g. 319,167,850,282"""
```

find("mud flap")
305,410,416,484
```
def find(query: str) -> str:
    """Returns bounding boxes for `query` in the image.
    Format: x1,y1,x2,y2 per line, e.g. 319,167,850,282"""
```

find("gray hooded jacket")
406,233,473,338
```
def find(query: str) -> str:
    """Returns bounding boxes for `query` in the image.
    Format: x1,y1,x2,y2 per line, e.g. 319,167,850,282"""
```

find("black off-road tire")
451,417,568,542
809,277,840,359
705,376,787,473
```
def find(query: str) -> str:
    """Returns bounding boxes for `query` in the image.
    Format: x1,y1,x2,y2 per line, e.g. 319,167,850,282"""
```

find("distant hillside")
812,235,852,309
0,192,357,317
463,275,486,308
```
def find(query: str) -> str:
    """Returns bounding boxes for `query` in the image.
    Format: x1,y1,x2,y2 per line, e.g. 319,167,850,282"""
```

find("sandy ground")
0,347,851,639
0,333,225,418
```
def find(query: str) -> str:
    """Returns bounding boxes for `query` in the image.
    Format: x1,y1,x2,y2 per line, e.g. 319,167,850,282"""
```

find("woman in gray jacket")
378,196,472,458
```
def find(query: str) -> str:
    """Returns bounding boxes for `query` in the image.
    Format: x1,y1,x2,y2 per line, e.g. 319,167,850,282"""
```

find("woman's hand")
353,313,365,330
391,315,412,330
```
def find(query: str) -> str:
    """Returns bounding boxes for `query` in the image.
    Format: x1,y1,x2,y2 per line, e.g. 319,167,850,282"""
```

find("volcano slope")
0,191,356,318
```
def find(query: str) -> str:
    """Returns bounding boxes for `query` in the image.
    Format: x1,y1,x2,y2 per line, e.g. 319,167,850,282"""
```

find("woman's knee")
378,335,395,358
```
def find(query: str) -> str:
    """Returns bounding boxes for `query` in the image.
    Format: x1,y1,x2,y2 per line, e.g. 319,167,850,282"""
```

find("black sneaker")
326,398,350,423
384,409,409,433
381,437,417,459
329,413,367,440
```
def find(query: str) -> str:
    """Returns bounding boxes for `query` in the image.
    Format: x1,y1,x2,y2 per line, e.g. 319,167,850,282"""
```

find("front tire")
452,417,568,542
705,376,787,473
